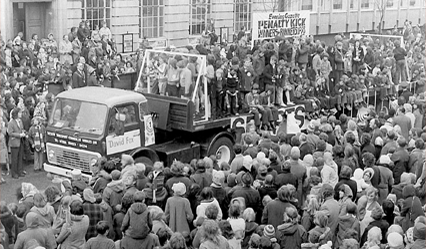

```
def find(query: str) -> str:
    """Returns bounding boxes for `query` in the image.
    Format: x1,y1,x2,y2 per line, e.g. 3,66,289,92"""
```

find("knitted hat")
263,225,275,238
387,232,404,247
378,155,391,165
111,170,121,180
172,182,186,196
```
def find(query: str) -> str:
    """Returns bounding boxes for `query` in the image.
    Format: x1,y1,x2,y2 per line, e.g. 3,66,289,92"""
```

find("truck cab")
44,87,153,179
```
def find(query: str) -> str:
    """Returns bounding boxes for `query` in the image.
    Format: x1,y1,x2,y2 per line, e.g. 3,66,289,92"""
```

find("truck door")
105,104,141,156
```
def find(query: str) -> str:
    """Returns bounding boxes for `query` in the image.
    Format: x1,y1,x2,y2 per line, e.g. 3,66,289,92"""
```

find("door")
25,3,46,41
13,3,25,39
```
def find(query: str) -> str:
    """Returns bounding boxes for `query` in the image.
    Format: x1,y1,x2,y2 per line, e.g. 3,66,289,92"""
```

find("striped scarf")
33,125,45,152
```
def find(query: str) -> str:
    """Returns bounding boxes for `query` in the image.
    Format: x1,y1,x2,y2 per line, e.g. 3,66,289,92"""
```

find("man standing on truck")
72,62,86,88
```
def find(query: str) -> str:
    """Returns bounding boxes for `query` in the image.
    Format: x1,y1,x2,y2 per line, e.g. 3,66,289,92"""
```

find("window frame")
386,0,394,8
409,0,416,6
140,0,165,39
361,0,370,9
81,0,112,30
301,0,313,10
234,0,252,33
189,0,212,35
333,0,343,9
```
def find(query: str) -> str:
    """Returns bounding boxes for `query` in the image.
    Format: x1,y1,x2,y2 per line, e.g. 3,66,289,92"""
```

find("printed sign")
252,11,310,45
276,104,306,135
106,129,141,155
144,115,155,146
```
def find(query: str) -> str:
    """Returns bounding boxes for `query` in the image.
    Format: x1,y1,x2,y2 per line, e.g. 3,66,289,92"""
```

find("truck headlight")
48,150,55,162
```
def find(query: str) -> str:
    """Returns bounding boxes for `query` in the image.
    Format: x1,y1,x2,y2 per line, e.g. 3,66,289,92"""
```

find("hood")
402,184,416,199
130,202,147,214
25,212,39,228
31,205,50,217
277,223,298,235
107,180,124,192
338,215,355,227
99,201,110,212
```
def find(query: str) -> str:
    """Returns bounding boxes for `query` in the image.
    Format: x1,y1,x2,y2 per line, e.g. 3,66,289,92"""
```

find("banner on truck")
252,11,310,46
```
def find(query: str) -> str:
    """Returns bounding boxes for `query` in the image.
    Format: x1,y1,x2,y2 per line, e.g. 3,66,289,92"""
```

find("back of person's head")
157,227,171,246
133,191,146,203
291,135,300,146
397,137,407,148
16,204,27,219
169,232,186,249
316,140,326,152
70,200,84,215
363,152,376,167
277,184,294,202
199,187,213,201
387,130,396,140
96,221,109,235
415,138,425,149
33,193,46,208
283,206,298,224
205,203,219,220
314,210,329,228
382,199,395,216
228,203,241,218
340,166,353,179
345,132,356,144
243,208,256,222
218,220,235,240
346,201,357,215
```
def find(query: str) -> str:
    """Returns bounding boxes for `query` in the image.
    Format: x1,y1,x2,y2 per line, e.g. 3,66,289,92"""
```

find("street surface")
1,161,53,205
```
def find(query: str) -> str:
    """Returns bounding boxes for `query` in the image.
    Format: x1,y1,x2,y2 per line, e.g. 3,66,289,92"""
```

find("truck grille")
46,143,101,173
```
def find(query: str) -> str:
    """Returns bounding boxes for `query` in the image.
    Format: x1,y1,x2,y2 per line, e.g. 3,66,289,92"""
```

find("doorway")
12,2,48,41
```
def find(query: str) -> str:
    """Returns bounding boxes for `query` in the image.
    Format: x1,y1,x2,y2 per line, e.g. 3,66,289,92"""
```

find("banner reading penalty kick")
252,11,310,46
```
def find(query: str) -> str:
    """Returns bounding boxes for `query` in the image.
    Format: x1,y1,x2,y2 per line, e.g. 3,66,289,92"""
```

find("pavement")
1,161,54,205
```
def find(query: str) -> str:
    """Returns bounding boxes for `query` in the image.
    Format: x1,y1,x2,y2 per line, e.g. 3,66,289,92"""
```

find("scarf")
33,125,45,152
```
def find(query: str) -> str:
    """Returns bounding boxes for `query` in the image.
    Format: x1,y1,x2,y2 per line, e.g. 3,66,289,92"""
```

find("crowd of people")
0,18,426,249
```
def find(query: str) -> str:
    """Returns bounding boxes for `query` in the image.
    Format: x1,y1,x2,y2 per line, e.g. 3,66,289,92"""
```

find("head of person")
365,186,379,202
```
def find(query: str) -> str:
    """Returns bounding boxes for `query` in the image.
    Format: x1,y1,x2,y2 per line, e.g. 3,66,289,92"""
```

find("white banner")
143,115,155,146
252,11,311,45
106,129,141,155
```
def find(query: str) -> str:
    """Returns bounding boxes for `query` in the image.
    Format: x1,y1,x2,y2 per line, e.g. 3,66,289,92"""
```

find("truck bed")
144,93,242,133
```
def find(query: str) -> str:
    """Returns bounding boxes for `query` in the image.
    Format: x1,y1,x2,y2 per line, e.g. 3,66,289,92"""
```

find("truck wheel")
134,156,154,167
208,137,234,165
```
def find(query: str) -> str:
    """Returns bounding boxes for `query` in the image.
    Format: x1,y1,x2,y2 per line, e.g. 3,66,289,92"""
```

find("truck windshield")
49,98,108,135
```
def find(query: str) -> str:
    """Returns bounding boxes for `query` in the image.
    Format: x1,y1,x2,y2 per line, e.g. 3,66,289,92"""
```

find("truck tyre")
208,136,234,165
134,156,154,167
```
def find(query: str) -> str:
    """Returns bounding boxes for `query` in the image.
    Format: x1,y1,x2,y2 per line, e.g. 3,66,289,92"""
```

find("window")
190,0,211,35
320,0,331,11
140,0,164,38
410,0,416,6
350,0,358,9
361,0,370,8
81,0,112,29
301,0,313,10
234,0,252,32
333,0,343,9
278,0,292,11
386,0,394,7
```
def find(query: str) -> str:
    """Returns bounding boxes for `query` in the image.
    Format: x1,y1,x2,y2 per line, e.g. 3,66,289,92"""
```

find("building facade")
1,0,425,52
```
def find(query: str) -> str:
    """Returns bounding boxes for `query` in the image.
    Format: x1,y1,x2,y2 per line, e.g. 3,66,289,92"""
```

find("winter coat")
297,44,309,64
334,178,357,202
29,205,56,228
261,200,296,229
274,170,297,189
400,185,424,229
121,202,152,239
390,147,410,184
165,196,193,234
335,215,360,248
320,198,340,236
102,180,124,211
276,222,307,249
190,171,213,191
56,214,89,249
99,201,115,239
13,213,57,249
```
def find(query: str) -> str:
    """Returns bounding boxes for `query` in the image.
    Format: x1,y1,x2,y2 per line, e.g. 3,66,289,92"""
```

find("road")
1,161,54,206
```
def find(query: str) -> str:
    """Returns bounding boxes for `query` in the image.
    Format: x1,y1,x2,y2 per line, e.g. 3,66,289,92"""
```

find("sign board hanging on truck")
106,129,141,155
252,11,310,46
144,115,155,146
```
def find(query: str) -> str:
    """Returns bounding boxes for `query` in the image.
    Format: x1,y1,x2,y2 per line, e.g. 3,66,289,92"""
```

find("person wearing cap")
376,155,394,204
165,182,193,234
